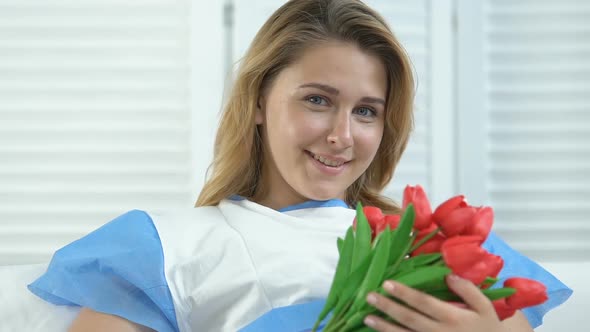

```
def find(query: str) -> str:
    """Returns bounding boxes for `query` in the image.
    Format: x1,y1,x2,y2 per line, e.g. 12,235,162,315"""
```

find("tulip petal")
464,206,494,243
438,207,476,237
411,233,446,256
433,195,466,222
402,185,433,230
441,237,503,285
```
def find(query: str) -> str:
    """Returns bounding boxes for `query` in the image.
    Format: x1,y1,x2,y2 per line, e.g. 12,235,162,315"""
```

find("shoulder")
28,209,180,332
146,205,227,243
147,205,224,227
49,209,158,264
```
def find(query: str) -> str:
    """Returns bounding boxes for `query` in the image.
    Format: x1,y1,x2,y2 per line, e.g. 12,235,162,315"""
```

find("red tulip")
403,185,433,230
353,206,384,240
442,235,482,248
433,195,467,222
504,278,548,309
441,236,503,285
465,253,503,282
492,298,517,321
384,214,401,229
375,214,401,235
352,206,384,229
413,222,438,241
410,223,446,256
436,206,476,237
463,206,493,242
411,233,446,256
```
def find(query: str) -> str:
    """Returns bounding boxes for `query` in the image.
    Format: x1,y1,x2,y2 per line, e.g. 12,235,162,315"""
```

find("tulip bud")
463,206,493,243
411,233,446,256
441,236,503,285
492,299,517,321
375,214,401,236
504,278,548,309
433,195,467,222
402,185,433,230
438,207,476,237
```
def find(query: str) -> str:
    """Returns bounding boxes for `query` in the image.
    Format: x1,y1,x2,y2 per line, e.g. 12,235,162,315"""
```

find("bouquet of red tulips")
311,185,548,332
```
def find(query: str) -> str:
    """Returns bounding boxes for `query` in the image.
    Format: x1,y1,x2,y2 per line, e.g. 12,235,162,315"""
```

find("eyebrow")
298,82,386,105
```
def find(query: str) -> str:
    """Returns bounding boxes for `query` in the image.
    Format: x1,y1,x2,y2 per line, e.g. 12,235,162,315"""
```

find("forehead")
276,41,388,98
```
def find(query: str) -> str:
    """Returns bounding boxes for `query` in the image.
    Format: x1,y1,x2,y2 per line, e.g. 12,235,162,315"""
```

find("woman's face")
256,41,387,209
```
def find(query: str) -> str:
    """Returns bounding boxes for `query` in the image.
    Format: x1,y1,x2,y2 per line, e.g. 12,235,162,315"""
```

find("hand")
363,274,508,332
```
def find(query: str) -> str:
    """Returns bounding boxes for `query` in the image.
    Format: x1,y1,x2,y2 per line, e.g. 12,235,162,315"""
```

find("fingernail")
366,293,377,305
383,280,395,292
364,316,376,327
449,274,462,282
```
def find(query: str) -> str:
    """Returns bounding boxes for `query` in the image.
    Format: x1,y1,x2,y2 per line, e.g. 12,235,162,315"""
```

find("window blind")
484,0,590,261
366,1,432,202
0,0,193,265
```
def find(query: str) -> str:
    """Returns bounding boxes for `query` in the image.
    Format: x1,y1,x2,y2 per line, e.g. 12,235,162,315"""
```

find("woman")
27,0,571,331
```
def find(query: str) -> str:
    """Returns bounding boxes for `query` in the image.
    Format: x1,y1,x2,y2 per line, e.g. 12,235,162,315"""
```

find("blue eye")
307,95,328,106
354,107,376,117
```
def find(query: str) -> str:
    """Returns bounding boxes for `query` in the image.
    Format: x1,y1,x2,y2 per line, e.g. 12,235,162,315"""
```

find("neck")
252,158,312,211
252,176,310,211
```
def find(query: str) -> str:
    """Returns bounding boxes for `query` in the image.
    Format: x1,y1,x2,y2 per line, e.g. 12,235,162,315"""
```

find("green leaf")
349,225,392,313
383,204,416,277
397,253,442,272
351,202,372,272
350,327,374,332
312,227,355,330
428,286,518,303
330,252,374,320
427,288,461,302
481,276,499,288
388,205,415,265
395,265,452,290
342,307,376,331
371,226,387,249
482,287,516,301
337,237,344,255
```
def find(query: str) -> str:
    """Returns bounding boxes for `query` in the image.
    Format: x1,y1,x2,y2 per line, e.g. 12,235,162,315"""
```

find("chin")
302,186,345,202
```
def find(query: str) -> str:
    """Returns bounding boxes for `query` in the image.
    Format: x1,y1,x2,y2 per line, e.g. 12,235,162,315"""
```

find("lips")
306,150,350,167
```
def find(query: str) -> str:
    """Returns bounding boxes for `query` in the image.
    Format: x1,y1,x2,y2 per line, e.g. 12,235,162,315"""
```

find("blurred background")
0,0,587,329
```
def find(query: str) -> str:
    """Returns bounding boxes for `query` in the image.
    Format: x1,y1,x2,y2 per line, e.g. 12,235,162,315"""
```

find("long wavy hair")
196,0,415,214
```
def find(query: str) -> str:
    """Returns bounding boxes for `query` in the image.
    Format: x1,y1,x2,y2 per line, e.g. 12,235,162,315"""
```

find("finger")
367,289,436,331
363,314,412,332
380,280,453,322
446,274,494,314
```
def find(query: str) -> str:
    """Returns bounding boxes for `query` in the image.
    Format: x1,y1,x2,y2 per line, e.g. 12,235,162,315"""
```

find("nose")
327,111,353,149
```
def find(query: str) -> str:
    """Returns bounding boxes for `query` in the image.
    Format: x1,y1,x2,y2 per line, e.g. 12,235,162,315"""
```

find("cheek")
277,106,328,143
355,127,384,158
266,100,296,139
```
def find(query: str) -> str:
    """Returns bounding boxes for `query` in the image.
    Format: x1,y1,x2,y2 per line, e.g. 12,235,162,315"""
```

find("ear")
255,95,265,124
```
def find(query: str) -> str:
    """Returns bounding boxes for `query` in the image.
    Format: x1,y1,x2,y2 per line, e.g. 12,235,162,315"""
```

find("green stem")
408,226,442,253
322,300,352,332
323,317,347,332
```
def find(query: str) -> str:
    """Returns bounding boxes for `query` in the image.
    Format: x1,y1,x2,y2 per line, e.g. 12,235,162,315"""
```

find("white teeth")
312,153,344,167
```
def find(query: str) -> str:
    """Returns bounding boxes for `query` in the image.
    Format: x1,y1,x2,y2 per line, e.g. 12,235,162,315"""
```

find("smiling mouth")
305,151,349,167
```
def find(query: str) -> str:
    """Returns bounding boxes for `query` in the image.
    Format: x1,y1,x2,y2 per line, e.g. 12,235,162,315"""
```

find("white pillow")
0,263,79,331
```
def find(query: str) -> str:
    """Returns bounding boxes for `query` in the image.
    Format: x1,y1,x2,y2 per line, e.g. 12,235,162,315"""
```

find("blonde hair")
196,0,415,214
